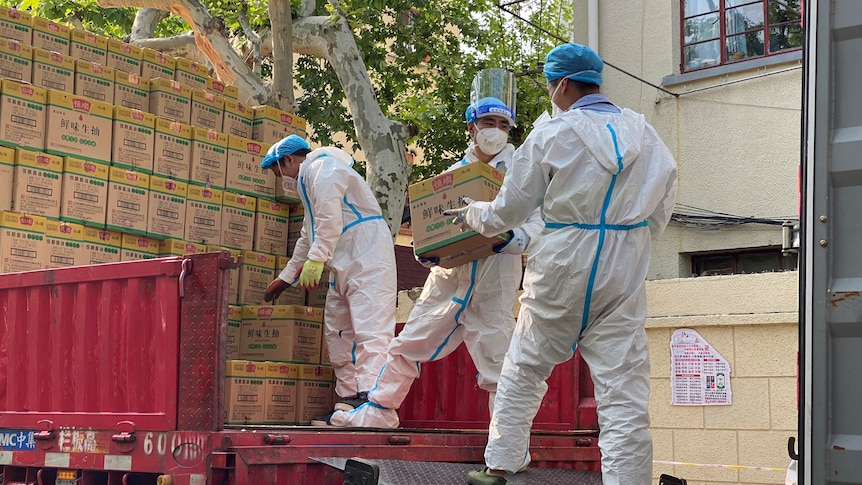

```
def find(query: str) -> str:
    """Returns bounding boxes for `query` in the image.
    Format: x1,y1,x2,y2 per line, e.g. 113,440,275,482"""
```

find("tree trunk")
293,15,412,235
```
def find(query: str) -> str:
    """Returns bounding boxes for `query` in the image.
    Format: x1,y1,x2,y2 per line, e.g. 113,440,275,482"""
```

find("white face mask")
475,127,508,155
550,81,565,118
281,175,297,194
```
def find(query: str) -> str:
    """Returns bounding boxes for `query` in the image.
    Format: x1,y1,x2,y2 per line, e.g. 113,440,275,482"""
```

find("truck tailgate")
0,253,231,433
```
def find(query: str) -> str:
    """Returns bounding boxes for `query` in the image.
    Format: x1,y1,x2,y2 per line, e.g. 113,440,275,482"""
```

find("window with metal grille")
681,0,802,72
691,247,798,276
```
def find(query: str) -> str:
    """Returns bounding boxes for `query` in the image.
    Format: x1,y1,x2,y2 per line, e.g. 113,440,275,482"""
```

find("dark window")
691,247,798,276
681,0,802,72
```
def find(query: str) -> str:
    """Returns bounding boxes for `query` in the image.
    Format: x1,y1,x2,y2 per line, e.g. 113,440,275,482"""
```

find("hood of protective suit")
562,109,646,174
307,146,355,167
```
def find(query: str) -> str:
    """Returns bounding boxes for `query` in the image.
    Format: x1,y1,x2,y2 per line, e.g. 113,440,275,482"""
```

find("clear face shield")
468,68,517,156
469,68,517,125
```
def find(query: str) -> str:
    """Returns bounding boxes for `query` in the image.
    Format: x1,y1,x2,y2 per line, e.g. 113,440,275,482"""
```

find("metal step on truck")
0,252,602,485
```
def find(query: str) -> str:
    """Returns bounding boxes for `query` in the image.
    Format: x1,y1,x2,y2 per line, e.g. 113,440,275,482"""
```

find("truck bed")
0,253,600,484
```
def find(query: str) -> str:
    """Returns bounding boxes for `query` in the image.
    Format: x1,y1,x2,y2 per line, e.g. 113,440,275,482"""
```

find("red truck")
0,252,601,484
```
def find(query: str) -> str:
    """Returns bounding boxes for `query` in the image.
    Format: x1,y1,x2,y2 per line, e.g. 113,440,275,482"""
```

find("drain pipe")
588,0,599,52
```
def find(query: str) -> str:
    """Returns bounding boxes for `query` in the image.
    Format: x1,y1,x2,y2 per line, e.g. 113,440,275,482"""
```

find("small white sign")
670,328,732,405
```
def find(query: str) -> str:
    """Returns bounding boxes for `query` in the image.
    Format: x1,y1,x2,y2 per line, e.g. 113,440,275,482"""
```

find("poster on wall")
670,328,732,406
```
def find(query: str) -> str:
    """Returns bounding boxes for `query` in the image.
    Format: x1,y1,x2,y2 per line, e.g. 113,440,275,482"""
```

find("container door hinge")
263,434,291,445
112,421,137,452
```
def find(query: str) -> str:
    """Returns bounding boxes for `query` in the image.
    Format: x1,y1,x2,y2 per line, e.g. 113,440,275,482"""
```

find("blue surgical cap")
465,97,515,126
543,43,604,86
260,134,310,169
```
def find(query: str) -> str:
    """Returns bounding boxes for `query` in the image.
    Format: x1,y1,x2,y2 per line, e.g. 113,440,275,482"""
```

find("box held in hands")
408,162,506,268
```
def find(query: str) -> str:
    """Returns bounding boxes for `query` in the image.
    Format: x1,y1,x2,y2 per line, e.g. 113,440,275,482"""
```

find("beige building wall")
646,271,798,484
570,0,802,279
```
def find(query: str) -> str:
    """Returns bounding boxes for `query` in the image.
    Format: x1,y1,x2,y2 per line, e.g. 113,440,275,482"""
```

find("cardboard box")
0,39,33,84
158,238,206,257
114,70,150,111
69,29,107,64
220,191,256,250
32,48,74,93
120,232,160,261
225,135,274,199
189,127,227,188
106,38,141,75
238,250,275,305
208,245,241,304
106,166,150,235
153,118,192,181
140,48,175,80
44,219,83,268
264,361,299,424
31,17,70,55
111,106,155,173
226,305,242,360
0,7,32,44
295,365,335,424
207,77,238,101
190,88,223,131
239,305,323,363
74,60,115,104
274,256,304,306
0,211,46,273
149,78,190,124
11,150,62,218
408,162,506,268
174,58,208,90
286,202,303,256
252,105,307,144
45,90,112,164
274,175,300,203
185,184,222,245
81,226,121,264
224,360,266,426
0,79,45,151
0,146,13,212
60,157,109,227
305,271,330,308
222,98,252,139
148,174,187,239
253,199,290,256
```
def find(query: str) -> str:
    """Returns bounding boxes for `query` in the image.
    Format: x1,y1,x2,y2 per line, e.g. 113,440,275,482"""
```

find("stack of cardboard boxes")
0,9,336,425
224,305,334,425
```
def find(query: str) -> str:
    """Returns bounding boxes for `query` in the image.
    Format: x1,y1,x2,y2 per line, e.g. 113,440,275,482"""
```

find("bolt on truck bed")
0,252,600,484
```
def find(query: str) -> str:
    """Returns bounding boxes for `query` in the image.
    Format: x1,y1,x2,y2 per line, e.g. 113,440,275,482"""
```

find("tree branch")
97,0,270,105
238,2,262,75
299,0,315,18
130,8,169,42
268,0,294,111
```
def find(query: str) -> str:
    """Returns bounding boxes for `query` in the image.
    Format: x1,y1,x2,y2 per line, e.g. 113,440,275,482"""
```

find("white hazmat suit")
280,147,397,399
461,103,677,484
330,144,543,430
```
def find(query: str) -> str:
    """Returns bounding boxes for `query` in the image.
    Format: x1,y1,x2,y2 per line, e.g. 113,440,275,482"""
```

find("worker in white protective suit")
329,92,543,433
450,44,678,485
260,135,397,425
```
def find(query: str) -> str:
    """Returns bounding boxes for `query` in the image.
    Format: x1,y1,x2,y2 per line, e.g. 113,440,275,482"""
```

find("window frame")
690,247,799,277
679,0,803,73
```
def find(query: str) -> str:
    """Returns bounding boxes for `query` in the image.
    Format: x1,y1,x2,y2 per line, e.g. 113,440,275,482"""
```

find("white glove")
493,227,530,255
443,196,476,231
